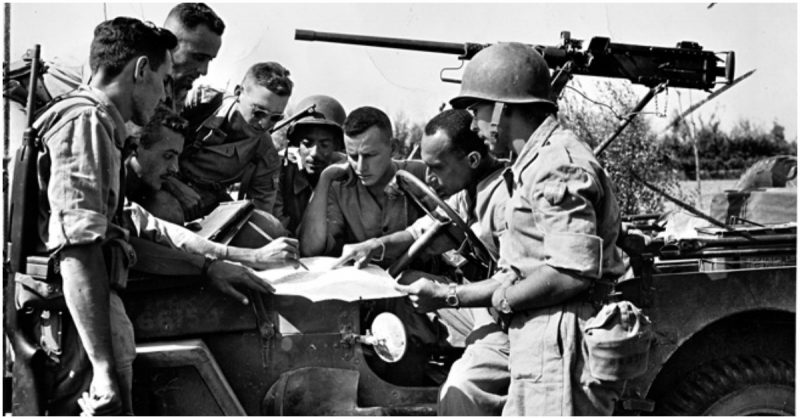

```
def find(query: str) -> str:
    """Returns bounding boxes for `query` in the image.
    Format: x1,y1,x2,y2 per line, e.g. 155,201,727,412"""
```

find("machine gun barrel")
295,29,734,90
296,29,486,59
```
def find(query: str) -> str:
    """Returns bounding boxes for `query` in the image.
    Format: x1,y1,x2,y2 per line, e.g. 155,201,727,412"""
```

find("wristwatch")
498,287,513,314
445,283,460,307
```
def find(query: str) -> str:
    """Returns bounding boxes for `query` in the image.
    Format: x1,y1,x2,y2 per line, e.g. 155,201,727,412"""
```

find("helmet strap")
489,102,505,140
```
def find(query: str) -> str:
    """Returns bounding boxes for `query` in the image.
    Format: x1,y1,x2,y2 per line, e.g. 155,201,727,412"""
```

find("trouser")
32,291,136,415
503,300,624,416
438,320,510,416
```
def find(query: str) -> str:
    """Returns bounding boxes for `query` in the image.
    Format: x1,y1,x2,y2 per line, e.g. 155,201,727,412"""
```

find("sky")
6,2,799,140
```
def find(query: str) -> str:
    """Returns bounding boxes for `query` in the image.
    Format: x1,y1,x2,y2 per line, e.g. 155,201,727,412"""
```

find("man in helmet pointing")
274,94,347,232
397,42,626,415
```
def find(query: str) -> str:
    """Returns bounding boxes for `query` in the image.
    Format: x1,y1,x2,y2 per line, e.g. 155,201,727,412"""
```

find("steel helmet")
287,95,346,146
450,42,555,110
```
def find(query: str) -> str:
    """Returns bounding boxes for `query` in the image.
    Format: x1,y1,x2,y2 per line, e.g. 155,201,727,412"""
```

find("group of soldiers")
14,2,629,416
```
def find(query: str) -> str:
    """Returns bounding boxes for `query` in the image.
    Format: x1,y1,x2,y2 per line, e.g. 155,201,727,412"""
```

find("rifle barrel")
25,45,41,128
296,29,484,58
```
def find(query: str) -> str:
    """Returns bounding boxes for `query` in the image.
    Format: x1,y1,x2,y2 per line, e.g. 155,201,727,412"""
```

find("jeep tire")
654,355,794,416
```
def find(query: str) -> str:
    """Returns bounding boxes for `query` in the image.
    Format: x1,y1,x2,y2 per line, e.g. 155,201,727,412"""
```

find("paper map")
255,257,404,302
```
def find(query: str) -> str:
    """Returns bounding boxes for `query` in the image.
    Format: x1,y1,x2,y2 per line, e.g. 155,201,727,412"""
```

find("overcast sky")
8,2,798,140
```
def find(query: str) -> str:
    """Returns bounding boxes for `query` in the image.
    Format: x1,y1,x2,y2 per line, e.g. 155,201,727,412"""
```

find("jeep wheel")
654,355,794,416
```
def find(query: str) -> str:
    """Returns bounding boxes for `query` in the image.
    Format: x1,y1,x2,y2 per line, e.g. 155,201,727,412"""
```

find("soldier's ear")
467,151,481,169
133,56,149,83
233,85,243,96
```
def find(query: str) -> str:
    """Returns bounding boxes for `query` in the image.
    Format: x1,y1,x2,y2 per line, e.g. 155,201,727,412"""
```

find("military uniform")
405,161,512,415
324,160,427,259
175,87,281,220
32,86,137,415
495,115,626,416
274,151,346,234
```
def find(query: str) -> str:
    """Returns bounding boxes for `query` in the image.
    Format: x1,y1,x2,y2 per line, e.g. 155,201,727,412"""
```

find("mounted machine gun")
295,29,735,154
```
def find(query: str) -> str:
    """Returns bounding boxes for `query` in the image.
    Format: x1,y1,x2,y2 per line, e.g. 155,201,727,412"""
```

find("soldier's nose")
198,62,210,76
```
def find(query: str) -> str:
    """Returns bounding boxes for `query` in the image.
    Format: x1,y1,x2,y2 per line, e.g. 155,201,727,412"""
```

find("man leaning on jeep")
27,18,175,415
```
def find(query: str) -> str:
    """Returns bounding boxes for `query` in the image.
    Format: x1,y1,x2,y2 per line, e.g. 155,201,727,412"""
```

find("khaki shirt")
179,88,281,215
35,86,132,289
496,115,625,281
405,161,510,259
36,86,130,253
325,160,428,258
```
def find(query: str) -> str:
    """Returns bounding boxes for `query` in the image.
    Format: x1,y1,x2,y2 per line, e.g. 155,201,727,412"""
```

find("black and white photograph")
2,2,797,416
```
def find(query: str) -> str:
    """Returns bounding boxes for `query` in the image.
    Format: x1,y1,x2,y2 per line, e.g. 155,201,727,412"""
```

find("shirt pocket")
508,200,543,245
201,143,237,158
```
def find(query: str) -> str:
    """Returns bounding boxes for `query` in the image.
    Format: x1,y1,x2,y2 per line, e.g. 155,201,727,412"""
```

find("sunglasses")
248,103,285,123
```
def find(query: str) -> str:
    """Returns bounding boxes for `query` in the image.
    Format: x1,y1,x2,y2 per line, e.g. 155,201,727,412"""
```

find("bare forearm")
158,219,228,258
380,231,416,260
299,177,333,256
503,265,590,312
60,245,116,373
456,279,502,307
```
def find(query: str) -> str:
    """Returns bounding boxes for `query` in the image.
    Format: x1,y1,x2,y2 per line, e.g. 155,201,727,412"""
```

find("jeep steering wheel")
387,170,496,278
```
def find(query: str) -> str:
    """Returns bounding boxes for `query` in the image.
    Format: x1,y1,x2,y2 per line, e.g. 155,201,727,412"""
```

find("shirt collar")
511,114,559,173
199,95,238,132
81,85,129,145
476,159,510,193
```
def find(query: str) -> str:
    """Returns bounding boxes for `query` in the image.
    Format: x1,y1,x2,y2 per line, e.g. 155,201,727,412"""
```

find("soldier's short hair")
90,17,177,79
344,106,392,140
424,109,487,157
140,107,188,149
242,62,293,97
166,3,225,36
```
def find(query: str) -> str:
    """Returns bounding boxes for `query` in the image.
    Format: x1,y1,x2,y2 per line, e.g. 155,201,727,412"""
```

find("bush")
659,114,795,180
392,112,424,159
560,80,688,215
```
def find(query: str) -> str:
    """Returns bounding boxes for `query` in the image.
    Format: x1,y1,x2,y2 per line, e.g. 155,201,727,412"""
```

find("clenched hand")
393,271,448,313
77,371,122,416
246,237,301,270
162,177,202,215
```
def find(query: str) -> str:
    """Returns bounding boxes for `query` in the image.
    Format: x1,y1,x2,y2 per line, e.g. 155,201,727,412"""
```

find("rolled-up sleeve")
45,109,119,250
532,164,604,279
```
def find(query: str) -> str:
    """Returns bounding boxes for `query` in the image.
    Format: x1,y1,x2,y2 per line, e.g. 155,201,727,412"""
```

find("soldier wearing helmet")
274,95,348,232
399,42,626,415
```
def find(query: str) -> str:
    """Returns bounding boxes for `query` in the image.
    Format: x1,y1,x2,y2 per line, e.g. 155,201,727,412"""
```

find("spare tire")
734,155,797,190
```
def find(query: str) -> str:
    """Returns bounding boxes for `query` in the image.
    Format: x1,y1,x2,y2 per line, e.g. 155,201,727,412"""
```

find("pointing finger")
331,254,352,269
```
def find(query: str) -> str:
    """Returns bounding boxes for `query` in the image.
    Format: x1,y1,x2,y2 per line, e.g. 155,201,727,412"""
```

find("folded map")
255,256,404,302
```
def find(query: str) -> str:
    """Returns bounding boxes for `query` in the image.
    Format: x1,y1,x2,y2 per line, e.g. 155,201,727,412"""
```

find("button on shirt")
36,86,130,255
496,115,625,281
325,160,428,258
